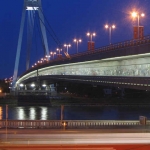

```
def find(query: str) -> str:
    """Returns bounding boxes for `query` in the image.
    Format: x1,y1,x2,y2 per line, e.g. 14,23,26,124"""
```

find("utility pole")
6,105,8,141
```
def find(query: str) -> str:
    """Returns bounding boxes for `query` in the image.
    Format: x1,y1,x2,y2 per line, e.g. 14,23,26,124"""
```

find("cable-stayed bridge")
15,36,150,94
11,0,150,95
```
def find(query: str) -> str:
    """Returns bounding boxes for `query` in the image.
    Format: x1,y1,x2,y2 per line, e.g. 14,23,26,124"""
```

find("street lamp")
31,83,35,87
50,51,56,59
45,55,50,58
64,44,71,54
44,55,50,62
131,12,145,39
105,24,116,45
56,48,62,55
74,39,82,53
86,32,96,41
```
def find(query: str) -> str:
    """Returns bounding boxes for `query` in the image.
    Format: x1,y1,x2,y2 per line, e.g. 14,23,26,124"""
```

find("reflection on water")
0,106,50,120
29,107,36,120
0,105,150,120
0,106,2,120
18,107,25,120
15,106,49,120
41,107,48,120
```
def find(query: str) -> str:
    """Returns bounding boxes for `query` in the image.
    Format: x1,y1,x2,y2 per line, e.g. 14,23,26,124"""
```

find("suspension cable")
38,6,62,48
30,1,62,48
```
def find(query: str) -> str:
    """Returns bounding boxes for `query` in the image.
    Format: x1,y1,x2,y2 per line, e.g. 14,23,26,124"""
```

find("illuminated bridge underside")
22,75,150,91
17,37,150,90
17,52,150,90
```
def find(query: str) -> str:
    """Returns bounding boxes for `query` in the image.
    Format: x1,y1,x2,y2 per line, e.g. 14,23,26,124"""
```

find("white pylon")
12,0,49,91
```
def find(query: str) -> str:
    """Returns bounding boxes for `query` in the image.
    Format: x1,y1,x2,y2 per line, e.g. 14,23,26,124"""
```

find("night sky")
0,0,150,79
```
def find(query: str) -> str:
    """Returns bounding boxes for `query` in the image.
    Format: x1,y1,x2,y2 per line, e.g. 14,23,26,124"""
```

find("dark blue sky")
0,0,150,79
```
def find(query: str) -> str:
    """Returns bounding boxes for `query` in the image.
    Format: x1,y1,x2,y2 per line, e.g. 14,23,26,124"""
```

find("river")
0,103,149,120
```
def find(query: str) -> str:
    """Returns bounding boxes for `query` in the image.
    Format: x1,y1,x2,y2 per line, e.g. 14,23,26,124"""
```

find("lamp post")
86,32,96,41
50,52,56,59
105,24,116,45
131,12,145,39
45,55,50,60
6,105,8,141
74,39,82,53
64,44,71,54
56,48,62,55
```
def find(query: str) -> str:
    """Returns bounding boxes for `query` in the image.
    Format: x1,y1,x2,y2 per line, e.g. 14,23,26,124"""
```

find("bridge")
15,36,150,95
11,0,150,95
4,1,150,149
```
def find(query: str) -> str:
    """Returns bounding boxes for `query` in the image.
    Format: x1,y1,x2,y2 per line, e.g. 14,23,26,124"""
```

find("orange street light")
131,12,145,39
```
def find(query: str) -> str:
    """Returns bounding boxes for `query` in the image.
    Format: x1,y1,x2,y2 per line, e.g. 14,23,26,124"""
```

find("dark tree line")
0,79,10,93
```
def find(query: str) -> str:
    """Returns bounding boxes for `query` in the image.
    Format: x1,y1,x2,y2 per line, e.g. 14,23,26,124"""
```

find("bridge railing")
26,35,150,73
0,120,149,129
69,35,150,59
42,35,150,63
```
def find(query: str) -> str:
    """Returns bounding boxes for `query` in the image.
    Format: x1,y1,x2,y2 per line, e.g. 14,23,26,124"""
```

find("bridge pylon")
12,0,49,93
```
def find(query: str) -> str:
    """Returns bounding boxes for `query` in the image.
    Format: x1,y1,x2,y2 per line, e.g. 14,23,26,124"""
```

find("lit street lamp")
45,55,50,59
50,51,56,59
86,32,96,42
74,39,82,53
131,12,145,39
64,44,71,54
44,55,50,62
105,24,116,45
56,48,62,55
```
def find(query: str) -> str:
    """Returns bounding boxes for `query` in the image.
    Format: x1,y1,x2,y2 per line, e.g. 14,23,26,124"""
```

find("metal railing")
27,35,150,73
69,35,150,59
0,120,149,129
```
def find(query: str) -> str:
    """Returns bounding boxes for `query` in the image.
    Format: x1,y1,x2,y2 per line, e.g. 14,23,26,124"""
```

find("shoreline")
1,96,150,106
1,92,150,106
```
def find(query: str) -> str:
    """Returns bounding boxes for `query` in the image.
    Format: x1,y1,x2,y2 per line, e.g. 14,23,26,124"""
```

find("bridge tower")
12,0,49,91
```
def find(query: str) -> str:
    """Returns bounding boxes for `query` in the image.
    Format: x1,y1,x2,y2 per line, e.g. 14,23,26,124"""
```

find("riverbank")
50,92,150,106
0,95,17,105
1,92,150,106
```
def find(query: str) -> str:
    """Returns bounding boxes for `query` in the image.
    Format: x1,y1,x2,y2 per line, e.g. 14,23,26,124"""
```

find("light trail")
0,144,150,150
0,133,150,145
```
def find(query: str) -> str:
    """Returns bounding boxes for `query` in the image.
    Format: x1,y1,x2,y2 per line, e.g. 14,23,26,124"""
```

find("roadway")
0,129,150,146
0,144,150,150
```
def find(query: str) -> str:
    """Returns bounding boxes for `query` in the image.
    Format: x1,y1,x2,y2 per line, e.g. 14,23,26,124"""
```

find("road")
0,129,150,149
0,144,150,150
0,129,150,143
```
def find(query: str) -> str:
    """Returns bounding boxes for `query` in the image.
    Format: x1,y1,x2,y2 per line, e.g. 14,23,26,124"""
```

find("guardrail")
50,35,150,60
26,35,150,73
70,35,150,59
0,120,149,129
